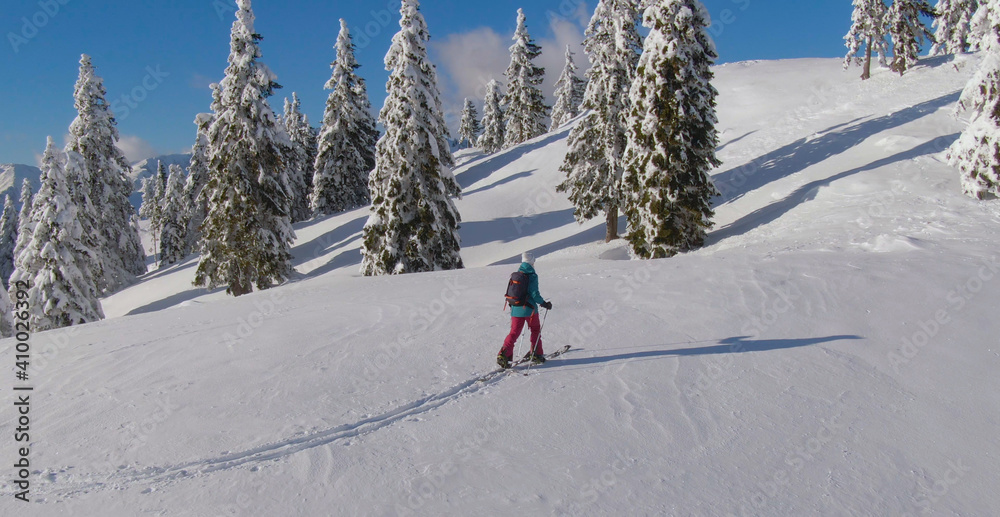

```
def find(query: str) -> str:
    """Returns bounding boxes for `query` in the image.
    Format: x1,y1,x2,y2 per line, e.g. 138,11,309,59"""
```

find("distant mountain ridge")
130,153,192,183
1,153,193,211
128,153,192,208
0,163,42,207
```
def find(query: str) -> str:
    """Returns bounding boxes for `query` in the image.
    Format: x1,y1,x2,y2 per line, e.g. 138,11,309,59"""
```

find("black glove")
541,301,553,310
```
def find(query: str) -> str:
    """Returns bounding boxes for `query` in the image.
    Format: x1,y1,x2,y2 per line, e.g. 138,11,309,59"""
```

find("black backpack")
504,271,531,308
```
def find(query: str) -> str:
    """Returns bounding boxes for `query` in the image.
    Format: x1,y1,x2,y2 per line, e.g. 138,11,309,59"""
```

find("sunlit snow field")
2,56,999,516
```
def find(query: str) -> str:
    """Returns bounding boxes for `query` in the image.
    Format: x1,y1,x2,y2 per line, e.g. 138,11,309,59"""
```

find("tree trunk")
862,38,873,81
605,204,618,242
230,273,252,297
151,230,159,268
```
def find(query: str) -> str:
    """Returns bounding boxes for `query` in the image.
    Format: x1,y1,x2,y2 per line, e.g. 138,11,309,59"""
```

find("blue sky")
1,0,852,166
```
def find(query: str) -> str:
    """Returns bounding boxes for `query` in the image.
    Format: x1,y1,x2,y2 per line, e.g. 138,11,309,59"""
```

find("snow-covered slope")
4,56,1000,516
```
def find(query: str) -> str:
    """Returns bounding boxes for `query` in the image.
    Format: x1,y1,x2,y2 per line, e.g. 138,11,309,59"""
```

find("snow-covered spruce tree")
312,19,379,216
969,0,999,51
949,0,1000,198
558,0,642,242
195,0,296,296
503,8,549,148
622,0,721,259
458,98,482,148
283,93,315,222
62,144,106,279
478,79,506,154
140,161,167,260
159,165,188,266
550,45,587,131
931,0,980,55
845,0,891,80
360,0,463,275
9,137,103,331
888,0,938,75
13,179,34,270
183,110,214,253
138,177,155,223
64,54,146,291
0,196,17,289
0,286,11,338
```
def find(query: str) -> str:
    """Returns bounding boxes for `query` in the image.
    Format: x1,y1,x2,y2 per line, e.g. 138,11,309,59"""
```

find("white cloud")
116,135,159,164
430,27,511,130
537,4,591,105
430,6,592,133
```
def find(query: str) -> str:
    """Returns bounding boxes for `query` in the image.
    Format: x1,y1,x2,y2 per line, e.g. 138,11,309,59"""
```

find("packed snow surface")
3,56,999,516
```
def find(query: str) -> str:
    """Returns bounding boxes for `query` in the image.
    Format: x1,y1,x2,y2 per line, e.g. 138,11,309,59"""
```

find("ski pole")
526,308,548,371
535,308,548,355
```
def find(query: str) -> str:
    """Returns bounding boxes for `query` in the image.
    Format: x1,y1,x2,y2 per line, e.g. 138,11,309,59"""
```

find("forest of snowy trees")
2,0,998,333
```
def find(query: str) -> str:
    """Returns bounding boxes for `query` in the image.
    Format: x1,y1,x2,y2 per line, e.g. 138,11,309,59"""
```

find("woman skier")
497,251,552,368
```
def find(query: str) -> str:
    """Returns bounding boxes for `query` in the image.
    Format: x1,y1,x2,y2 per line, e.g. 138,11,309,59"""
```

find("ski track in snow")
32,367,520,500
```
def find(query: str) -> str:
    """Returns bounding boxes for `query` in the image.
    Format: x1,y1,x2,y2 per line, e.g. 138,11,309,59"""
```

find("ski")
478,345,572,382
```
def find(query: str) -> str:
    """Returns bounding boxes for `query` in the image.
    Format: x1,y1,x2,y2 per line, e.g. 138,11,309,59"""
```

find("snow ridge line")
33,371,508,499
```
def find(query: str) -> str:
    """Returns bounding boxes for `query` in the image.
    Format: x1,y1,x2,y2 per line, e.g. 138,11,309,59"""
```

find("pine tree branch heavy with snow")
478,79,506,154
312,19,378,216
195,0,296,296
13,178,34,273
888,0,938,75
140,161,167,260
283,93,315,222
969,0,999,51
64,54,146,291
184,110,214,254
931,0,980,55
558,0,642,242
0,195,18,289
503,9,549,148
949,0,1000,198
458,98,482,148
0,287,11,338
845,0,891,80
9,137,104,331
159,165,189,266
623,0,721,259
550,45,587,131
361,0,463,275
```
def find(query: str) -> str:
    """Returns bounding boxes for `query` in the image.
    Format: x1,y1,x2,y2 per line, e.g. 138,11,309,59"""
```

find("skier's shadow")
553,335,862,369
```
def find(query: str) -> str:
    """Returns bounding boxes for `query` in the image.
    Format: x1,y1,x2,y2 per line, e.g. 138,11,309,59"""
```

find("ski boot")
523,351,546,365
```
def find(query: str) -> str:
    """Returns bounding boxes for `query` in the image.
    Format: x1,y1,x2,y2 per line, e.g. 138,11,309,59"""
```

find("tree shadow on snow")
463,170,536,196
290,214,367,268
711,90,961,204
553,335,863,369
454,129,571,189
716,130,758,153
461,208,579,248
707,133,959,245
140,258,198,282
487,214,629,266
126,286,226,316
301,248,362,279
